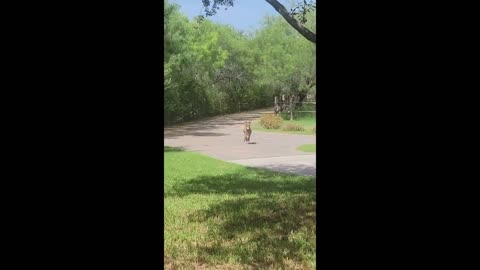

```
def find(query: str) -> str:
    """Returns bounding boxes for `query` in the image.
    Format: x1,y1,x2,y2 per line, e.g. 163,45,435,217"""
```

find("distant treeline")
164,0,316,125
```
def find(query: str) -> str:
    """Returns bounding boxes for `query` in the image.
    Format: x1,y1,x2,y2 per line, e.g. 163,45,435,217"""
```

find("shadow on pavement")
238,163,316,177
164,112,263,139
265,163,316,176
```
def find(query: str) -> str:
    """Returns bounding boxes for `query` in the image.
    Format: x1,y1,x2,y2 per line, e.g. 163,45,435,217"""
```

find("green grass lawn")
164,146,316,269
252,114,316,135
297,144,316,153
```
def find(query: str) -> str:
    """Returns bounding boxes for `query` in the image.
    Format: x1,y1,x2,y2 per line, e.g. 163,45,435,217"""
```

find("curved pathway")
164,109,316,176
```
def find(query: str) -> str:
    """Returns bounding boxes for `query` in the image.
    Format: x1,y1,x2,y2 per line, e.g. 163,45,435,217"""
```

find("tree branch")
264,0,316,44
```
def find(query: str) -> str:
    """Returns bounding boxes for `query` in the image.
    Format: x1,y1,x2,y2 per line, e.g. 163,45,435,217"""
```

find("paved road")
164,109,316,176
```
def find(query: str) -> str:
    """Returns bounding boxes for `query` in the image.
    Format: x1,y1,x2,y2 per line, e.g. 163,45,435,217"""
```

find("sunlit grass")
297,144,316,152
164,146,316,269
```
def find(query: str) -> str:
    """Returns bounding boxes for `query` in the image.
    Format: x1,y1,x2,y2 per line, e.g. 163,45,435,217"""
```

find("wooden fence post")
289,96,293,121
274,96,278,114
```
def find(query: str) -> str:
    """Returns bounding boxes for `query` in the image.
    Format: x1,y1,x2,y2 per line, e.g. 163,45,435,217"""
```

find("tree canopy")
164,0,316,125
200,0,316,43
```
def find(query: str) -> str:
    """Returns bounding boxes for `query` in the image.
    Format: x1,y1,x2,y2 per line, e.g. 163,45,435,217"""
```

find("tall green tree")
252,11,315,105
164,0,315,125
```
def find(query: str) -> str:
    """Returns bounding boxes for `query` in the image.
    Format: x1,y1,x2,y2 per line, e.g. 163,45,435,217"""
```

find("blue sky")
172,0,278,33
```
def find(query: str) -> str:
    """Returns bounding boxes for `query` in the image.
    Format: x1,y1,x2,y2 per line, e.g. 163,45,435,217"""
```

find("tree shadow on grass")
166,168,316,269
165,168,315,197
164,146,185,152
192,194,316,269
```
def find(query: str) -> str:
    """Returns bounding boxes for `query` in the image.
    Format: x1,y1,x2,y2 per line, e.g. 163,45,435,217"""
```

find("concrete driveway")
164,109,316,176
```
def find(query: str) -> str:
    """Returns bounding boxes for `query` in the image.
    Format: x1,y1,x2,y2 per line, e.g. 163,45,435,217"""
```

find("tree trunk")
295,93,307,110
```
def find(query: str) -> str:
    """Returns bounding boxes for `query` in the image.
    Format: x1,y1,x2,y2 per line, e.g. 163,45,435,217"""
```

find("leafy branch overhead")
201,0,316,44
288,0,316,24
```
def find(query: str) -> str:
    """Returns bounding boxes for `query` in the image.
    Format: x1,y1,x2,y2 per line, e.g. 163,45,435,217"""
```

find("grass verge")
297,144,316,153
164,146,316,269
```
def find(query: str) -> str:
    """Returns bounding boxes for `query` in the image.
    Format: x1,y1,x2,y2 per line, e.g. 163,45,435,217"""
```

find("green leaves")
164,1,315,125
251,13,316,99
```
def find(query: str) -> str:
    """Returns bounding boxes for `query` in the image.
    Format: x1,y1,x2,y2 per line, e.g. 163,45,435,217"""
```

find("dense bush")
282,123,305,131
260,114,283,129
